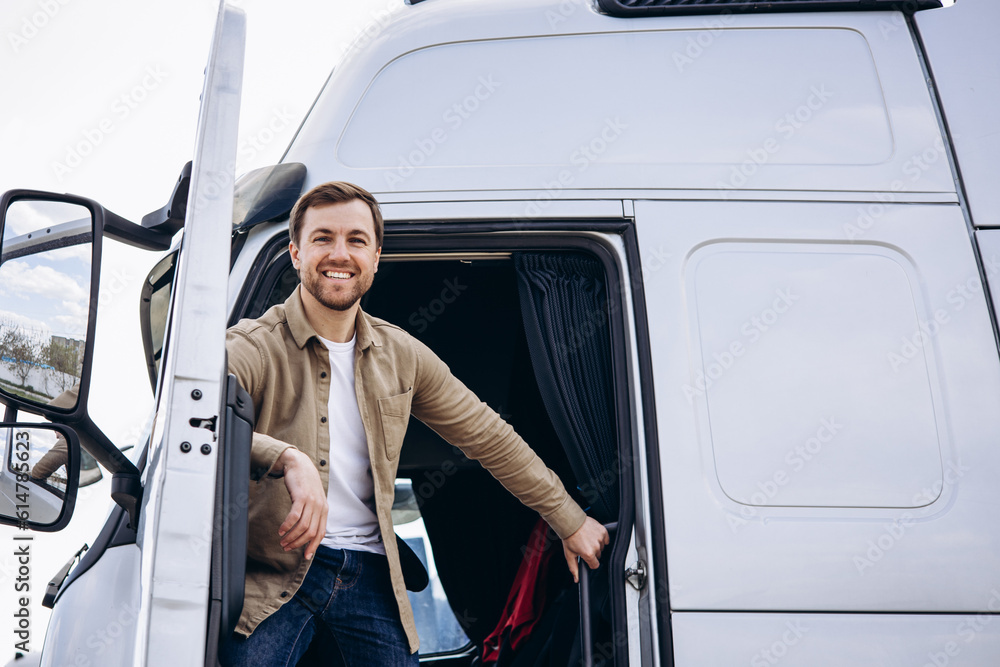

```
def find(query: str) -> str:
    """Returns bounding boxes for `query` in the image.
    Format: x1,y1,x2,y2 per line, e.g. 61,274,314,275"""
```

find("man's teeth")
324,271,352,279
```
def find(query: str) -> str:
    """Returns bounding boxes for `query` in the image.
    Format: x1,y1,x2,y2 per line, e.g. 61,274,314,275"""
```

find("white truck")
2,0,999,664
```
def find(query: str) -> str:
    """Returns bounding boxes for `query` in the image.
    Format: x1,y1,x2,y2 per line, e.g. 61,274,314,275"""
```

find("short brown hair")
288,181,383,249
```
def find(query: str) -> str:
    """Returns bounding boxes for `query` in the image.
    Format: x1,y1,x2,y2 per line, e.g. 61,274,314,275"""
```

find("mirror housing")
0,423,80,532
0,190,144,525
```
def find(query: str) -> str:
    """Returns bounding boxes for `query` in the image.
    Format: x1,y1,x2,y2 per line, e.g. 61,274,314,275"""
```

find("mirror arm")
102,208,175,251
111,472,143,530
78,419,143,526
140,161,192,238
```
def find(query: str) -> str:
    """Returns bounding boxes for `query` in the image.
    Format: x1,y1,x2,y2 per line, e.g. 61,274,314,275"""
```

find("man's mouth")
323,270,353,280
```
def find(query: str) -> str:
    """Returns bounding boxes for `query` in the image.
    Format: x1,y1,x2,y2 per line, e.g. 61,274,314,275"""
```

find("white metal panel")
379,199,624,221
40,545,141,667
373,189,958,205
917,0,1000,228
673,612,1000,667
285,0,950,197
341,30,892,169
688,243,943,508
134,4,245,666
637,200,1000,614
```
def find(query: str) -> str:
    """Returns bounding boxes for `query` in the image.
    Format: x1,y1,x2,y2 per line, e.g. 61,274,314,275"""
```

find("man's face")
290,199,381,313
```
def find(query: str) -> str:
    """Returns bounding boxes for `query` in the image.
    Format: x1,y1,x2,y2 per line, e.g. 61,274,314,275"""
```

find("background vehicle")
2,0,999,665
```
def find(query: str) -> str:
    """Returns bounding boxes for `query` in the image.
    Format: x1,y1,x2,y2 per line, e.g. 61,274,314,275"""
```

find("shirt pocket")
377,388,413,461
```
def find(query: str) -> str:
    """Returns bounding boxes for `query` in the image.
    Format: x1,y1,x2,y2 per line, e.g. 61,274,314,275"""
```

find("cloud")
0,259,89,304
52,300,89,336
0,309,51,337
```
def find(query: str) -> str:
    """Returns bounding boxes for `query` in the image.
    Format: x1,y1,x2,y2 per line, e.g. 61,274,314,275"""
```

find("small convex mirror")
0,200,93,411
0,424,80,531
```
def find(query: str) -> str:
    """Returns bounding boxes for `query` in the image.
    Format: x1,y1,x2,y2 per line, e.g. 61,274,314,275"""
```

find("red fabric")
482,518,557,662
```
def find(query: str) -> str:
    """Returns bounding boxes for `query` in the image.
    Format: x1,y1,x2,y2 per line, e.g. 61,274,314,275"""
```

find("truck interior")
231,229,632,666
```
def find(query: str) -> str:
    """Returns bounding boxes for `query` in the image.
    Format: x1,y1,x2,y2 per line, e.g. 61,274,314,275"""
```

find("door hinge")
625,560,646,591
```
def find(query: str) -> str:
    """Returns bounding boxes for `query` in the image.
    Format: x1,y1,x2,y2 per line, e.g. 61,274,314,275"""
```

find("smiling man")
222,181,608,666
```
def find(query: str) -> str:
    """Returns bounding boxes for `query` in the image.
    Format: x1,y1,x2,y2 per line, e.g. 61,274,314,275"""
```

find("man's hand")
275,448,327,561
562,517,610,584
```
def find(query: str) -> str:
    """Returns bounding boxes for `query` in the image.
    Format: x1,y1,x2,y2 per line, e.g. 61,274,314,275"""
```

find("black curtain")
514,253,618,524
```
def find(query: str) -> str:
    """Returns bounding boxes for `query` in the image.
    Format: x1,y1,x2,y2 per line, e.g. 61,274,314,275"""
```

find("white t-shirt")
317,334,384,554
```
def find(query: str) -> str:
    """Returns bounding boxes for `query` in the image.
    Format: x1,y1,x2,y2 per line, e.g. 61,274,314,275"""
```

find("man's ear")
289,240,301,269
374,246,381,273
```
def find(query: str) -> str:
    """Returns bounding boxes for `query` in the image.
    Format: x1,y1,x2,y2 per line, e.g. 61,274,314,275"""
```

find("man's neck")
298,287,358,343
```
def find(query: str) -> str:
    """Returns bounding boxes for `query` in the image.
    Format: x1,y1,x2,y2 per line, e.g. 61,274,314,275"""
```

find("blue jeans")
220,547,418,666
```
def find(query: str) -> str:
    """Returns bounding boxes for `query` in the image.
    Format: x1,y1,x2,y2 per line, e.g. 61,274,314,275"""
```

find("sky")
0,0,397,656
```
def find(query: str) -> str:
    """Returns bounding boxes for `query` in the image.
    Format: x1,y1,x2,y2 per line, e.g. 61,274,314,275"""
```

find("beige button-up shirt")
226,287,587,653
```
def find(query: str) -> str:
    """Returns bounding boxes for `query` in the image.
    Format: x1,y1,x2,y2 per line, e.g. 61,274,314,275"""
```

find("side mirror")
0,190,143,526
0,195,96,418
0,423,80,532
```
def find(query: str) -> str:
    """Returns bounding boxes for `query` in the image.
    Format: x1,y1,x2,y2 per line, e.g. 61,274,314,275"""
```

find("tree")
0,325,43,389
44,337,82,394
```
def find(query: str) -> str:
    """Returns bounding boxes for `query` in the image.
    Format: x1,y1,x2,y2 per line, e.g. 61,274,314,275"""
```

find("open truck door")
0,4,248,665
130,4,247,665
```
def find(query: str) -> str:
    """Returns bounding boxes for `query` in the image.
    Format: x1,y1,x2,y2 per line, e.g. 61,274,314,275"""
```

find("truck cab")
2,0,999,665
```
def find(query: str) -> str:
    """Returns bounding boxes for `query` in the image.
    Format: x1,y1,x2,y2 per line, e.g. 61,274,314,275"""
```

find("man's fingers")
280,507,310,548
566,551,579,584
278,506,303,537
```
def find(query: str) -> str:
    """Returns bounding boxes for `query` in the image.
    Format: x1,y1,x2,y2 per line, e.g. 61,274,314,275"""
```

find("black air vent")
597,0,943,18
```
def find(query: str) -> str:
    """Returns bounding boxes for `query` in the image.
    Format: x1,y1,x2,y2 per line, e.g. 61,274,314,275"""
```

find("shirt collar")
285,285,381,350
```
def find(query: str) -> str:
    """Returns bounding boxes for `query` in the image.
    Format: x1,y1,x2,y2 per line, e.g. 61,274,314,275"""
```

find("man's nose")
327,237,350,261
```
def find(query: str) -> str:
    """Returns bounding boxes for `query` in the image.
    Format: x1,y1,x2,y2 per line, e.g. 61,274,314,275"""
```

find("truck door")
130,4,246,665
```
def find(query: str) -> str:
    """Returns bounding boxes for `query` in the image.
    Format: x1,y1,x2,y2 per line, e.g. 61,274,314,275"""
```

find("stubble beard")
301,267,374,312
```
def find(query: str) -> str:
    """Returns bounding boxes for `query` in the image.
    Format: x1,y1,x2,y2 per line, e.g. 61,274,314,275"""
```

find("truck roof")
283,0,954,202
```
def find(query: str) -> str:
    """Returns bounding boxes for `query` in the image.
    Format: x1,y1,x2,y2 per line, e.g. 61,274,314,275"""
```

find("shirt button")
321,372,327,378
320,417,327,423
320,460,327,466
280,591,289,598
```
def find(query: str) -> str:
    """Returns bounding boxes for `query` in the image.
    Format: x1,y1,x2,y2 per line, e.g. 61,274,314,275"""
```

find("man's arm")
409,338,608,575
30,433,69,481
272,447,328,561
227,327,328,561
